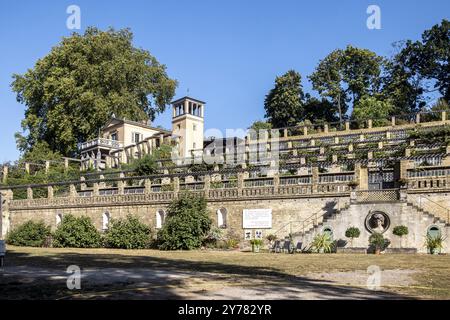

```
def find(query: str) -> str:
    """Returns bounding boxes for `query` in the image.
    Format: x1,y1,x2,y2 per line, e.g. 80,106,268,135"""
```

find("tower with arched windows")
171,96,205,160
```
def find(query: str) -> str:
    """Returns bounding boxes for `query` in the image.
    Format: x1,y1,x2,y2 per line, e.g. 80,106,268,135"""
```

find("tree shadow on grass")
0,250,415,300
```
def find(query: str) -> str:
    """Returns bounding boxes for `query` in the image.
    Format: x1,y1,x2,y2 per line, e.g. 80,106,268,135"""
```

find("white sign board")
243,209,272,229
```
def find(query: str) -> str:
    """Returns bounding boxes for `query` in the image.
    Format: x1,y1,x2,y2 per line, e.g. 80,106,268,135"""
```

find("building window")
156,209,166,229
102,212,110,231
217,208,227,228
56,213,63,226
132,132,142,143
110,132,118,141
193,124,197,131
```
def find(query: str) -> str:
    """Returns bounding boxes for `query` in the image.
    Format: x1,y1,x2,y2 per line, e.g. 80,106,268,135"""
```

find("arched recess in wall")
102,212,110,231
217,208,227,228
156,209,166,229
427,225,441,238
56,213,63,226
323,227,333,240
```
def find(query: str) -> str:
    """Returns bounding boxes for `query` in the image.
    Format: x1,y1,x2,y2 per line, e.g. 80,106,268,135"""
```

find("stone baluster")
80,176,87,191
367,119,373,129
391,116,396,126
45,161,50,174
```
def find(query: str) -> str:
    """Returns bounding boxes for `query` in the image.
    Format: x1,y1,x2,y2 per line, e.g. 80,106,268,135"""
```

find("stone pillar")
69,184,77,197
80,176,87,191
283,128,288,138
64,158,69,171
345,121,350,131
25,163,30,174
47,186,54,199
45,161,50,174
237,172,244,191
416,113,421,124
334,136,339,144
359,134,365,142
204,175,210,191
324,124,329,133
378,141,383,149
93,183,99,196
0,189,14,239
386,131,391,139
144,178,152,194
99,175,106,189
356,163,368,190
27,187,33,200
273,173,280,194
442,111,447,122
348,144,354,152
173,177,180,193
405,148,411,157
367,119,373,129
320,146,325,154
120,172,127,187
117,180,125,195
332,154,338,162
2,166,8,184
368,151,373,160
391,116,396,126
311,166,319,193
303,126,308,136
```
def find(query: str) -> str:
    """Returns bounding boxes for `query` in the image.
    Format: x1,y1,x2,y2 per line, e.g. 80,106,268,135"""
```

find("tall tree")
264,70,305,128
302,94,338,124
12,27,177,156
309,46,384,122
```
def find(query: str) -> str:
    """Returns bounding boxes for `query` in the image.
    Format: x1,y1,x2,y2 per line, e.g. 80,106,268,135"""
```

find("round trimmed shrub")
345,227,361,239
104,215,152,249
393,225,409,237
6,220,51,247
52,214,101,248
157,194,211,250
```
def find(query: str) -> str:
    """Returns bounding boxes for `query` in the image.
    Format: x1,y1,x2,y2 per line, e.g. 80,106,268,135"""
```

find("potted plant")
369,232,387,254
345,227,361,247
311,233,333,253
250,239,263,253
266,234,277,249
398,178,408,188
393,225,408,248
425,234,446,255
348,180,359,190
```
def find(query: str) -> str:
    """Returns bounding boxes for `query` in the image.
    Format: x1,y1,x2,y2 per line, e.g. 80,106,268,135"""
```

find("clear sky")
0,0,449,162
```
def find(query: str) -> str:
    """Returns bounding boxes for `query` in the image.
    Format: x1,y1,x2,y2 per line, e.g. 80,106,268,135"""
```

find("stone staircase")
293,199,450,253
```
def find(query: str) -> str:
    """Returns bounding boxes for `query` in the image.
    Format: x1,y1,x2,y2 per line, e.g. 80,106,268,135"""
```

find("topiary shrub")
52,214,101,248
6,220,51,247
157,194,211,250
393,225,409,237
345,227,361,247
104,215,152,249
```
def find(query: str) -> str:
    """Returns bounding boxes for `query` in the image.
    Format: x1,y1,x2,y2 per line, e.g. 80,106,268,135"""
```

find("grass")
1,246,450,299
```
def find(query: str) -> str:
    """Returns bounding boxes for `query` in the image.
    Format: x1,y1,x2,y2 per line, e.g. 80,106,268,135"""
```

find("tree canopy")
12,27,177,156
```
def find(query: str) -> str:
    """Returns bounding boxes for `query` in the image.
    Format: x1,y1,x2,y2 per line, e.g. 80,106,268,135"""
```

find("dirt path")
0,265,418,299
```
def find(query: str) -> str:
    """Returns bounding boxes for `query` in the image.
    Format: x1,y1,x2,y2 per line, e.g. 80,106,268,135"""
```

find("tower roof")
170,96,206,105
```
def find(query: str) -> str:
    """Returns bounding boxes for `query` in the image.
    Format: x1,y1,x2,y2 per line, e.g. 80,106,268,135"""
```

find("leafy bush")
393,225,409,237
6,220,51,247
52,214,102,248
266,234,277,242
157,194,212,250
369,232,389,252
249,239,263,246
311,233,333,253
104,215,152,249
203,226,224,248
345,227,361,239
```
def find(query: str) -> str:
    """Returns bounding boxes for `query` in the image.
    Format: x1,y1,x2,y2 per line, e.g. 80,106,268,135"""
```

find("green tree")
264,70,305,128
309,46,384,122
12,27,177,156
6,220,51,247
157,194,211,250
248,120,272,131
352,96,394,127
303,94,338,124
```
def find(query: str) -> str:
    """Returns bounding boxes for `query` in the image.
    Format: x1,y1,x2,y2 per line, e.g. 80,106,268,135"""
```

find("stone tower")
171,96,205,160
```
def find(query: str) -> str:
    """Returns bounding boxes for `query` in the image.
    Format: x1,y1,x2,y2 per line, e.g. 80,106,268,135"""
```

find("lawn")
1,246,449,299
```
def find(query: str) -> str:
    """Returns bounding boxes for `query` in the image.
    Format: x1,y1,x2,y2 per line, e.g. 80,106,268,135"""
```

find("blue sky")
0,0,449,162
